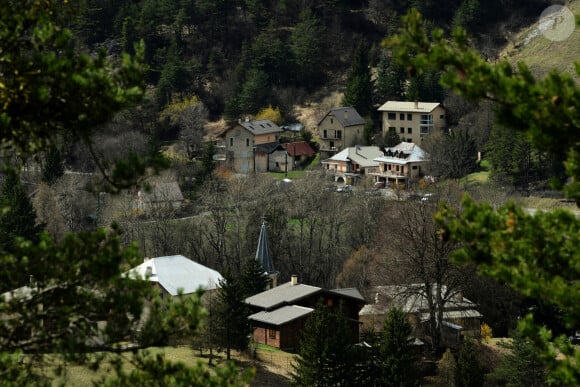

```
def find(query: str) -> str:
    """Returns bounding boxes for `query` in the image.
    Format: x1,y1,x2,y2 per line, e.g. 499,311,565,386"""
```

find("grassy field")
32,346,293,386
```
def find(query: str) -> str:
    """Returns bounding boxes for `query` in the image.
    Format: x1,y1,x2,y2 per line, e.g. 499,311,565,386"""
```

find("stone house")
318,107,366,156
218,119,283,173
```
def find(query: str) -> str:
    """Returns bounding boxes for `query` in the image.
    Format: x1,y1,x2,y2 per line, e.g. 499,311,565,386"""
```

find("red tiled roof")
282,141,316,157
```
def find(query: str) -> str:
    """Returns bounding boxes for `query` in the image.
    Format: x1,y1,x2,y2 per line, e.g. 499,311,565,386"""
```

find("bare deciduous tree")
374,187,467,350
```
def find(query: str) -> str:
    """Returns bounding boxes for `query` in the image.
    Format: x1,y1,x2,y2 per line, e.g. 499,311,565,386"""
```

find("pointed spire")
256,219,277,275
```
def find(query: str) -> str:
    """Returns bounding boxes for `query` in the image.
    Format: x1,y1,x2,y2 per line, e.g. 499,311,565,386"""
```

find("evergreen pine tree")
290,9,325,88
437,348,457,387
382,127,402,147
0,171,43,249
456,338,484,387
343,42,372,116
291,302,353,386
379,308,419,387
375,52,406,103
41,146,64,185
215,272,251,360
490,332,547,387
241,257,269,297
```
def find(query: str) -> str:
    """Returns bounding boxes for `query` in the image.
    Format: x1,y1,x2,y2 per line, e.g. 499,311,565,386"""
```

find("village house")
125,255,223,299
318,107,366,157
135,181,184,212
246,221,365,350
322,145,383,184
359,284,483,348
378,101,446,144
279,141,316,172
218,118,283,173
246,276,366,351
370,142,429,189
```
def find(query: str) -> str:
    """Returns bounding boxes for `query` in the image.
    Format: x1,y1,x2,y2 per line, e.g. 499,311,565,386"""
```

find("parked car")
336,185,353,193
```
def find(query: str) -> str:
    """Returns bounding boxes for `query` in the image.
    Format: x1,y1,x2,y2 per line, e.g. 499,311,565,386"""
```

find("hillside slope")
499,1,579,79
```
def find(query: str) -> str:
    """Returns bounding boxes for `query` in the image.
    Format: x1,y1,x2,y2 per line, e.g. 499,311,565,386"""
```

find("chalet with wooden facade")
246,276,366,350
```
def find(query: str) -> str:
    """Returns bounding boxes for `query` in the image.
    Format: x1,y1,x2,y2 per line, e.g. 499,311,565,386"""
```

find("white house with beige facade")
378,101,446,144
322,146,384,184
370,142,429,189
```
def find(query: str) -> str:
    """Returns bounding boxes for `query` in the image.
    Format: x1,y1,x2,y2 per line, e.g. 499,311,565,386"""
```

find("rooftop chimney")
291,275,298,286
414,100,419,109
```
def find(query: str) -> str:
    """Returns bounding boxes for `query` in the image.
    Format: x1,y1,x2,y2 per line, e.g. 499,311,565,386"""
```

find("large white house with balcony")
369,142,429,189
321,145,384,184
378,101,446,144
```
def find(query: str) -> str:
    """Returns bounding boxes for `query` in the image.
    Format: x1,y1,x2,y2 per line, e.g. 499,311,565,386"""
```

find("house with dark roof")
318,107,366,156
321,145,384,184
218,118,283,173
245,275,366,350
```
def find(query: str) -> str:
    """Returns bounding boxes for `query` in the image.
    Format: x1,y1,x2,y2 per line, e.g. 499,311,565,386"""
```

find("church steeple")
256,219,278,287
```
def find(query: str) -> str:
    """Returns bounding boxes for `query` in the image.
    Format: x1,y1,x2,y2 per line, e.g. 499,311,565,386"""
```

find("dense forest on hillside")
71,0,552,120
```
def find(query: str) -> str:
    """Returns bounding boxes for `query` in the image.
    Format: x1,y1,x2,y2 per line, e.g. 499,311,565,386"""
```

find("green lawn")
33,347,252,385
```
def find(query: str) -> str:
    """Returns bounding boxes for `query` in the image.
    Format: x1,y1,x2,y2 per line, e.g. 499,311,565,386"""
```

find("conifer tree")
290,9,325,88
0,171,43,249
215,272,251,360
375,52,406,103
437,348,457,387
343,42,372,116
41,146,65,185
241,257,269,298
379,308,419,387
456,338,484,387
291,303,353,386
490,332,548,387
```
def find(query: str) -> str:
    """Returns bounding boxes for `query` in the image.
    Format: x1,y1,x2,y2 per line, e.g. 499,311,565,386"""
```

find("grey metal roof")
323,146,383,168
318,107,365,127
365,284,480,315
256,221,277,275
239,119,283,135
329,288,366,303
125,255,223,296
249,305,314,326
245,281,322,310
